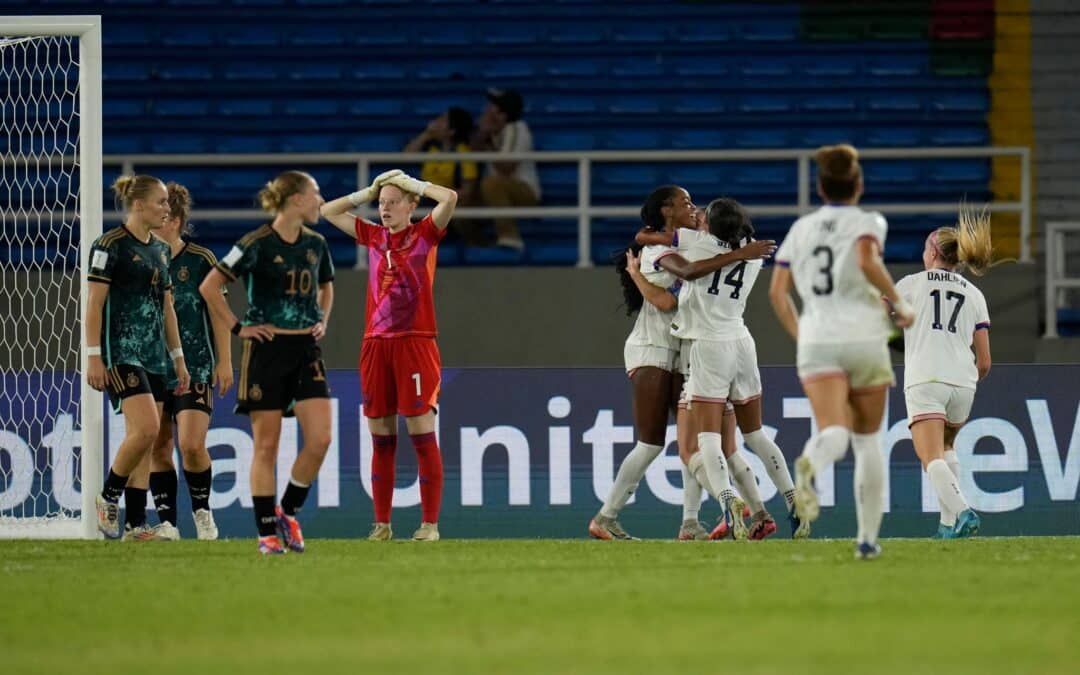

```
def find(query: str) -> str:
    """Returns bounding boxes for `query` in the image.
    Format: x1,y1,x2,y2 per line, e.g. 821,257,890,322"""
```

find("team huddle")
85,143,995,557
592,144,995,558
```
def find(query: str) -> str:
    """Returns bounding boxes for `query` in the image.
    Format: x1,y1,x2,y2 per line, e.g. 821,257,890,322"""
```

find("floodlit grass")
2,537,1078,674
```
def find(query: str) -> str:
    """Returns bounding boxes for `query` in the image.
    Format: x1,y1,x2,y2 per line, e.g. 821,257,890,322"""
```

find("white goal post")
0,16,102,538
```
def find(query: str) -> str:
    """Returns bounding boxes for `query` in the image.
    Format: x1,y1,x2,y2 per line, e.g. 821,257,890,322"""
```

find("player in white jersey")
769,144,914,560
894,206,995,539
589,186,772,540
646,197,797,540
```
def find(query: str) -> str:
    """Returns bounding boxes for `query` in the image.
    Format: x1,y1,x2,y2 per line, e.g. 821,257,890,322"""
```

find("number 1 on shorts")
411,372,421,396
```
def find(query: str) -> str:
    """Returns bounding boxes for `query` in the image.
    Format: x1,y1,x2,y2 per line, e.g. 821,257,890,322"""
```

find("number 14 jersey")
775,204,891,344
895,269,990,389
657,227,761,342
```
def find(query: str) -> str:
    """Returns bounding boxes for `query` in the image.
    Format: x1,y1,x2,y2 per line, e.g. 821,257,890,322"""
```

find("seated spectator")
472,88,541,251
405,106,482,244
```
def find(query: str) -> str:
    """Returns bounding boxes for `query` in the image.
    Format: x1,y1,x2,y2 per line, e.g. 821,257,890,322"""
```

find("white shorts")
797,338,895,392
905,382,975,427
624,343,677,377
676,339,691,378
683,336,762,405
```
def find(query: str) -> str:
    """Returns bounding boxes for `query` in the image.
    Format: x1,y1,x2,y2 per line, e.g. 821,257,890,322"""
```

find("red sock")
412,432,443,524
371,434,397,523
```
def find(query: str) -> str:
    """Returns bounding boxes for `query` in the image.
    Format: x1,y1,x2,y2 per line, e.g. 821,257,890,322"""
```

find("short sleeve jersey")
88,225,172,374
165,242,223,386
216,224,334,329
658,228,761,342
355,214,445,339
775,205,891,344
625,244,680,351
895,270,990,389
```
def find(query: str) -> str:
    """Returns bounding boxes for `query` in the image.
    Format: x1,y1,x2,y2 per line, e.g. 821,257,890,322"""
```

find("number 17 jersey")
775,204,891,344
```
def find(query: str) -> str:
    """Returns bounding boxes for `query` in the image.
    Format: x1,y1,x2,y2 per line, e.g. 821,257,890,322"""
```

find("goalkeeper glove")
385,173,430,197
347,169,405,206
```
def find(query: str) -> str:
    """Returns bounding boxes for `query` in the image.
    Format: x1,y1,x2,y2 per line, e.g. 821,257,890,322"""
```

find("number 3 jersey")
775,205,891,344
895,270,990,389
216,224,335,329
657,228,761,342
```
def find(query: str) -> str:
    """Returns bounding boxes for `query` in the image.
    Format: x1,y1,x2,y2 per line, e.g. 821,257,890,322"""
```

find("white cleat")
794,456,820,523
95,494,120,539
122,524,165,542
412,522,440,541
153,521,181,541
193,509,219,540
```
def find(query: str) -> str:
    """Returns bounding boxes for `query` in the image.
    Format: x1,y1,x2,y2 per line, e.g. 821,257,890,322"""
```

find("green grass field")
3,537,1079,674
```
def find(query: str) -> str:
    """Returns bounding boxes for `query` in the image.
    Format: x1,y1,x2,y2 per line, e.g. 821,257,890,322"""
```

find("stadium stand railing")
101,146,1032,268
1044,221,1080,338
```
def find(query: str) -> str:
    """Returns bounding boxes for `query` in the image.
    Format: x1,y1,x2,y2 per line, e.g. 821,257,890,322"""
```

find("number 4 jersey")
657,227,761,342
895,270,990,389
775,205,892,344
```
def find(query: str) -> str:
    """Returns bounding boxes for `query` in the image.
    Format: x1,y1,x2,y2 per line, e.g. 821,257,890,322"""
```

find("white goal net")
0,16,102,538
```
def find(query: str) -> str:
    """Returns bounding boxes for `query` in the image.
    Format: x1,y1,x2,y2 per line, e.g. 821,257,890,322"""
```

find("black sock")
280,480,311,517
124,487,147,529
102,470,128,503
253,495,277,537
183,468,212,512
150,470,178,526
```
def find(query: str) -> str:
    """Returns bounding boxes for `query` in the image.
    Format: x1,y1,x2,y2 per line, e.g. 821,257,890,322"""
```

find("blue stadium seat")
670,129,729,149
865,127,923,147
280,134,339,152
287,64,344,81
866,55,926,78
286,27,348,48
601,129,664,149
548,25,605,45
224,28,282,48
862,161,922,187
799,56,859,78
104,135,144,154
157,64,214,81
672,95,726,115
152,100,210,117
929,160,990,184
355,32,410,48
103,99,145,118
103,63,152,82
734,129,790,148
102,28,155,47
737,94,794,115
541,96,598,115
595,166,659,195
931,92,990,114
463,246,526,265
161,26,215,48
667,165,728,194
800,94,859,114
208,168,272,191
610,61,665,79
223,63,278,81
546,60,603,78
672,57,730,78
739,57,794,79
866,94,924,114
738,19,798,42
671,23,731,43
482,59,537,80
353,63,408,81
607,97,661,115
150,135,210,153
537,165,580,199
611,24,666,44
415,61,475,80
348,99,406,117
483,25,543,46
158,168,205,191
420,29,473,47
799,127,861,147
340,133,405,152
215,136,276,153
537,131,597,151
282,100,338,117
218,99,275,117
930,126,989,146
733,165,796,194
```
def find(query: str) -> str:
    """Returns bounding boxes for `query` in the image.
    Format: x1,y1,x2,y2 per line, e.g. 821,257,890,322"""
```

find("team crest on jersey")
177,266,190,282
305,249,318,265
126,372,139,388
132,254,141,262
249,384,263,401
273,255,285,264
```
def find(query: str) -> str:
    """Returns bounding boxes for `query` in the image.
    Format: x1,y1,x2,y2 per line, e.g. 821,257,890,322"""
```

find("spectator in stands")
404,106,482,244
472,88,540,251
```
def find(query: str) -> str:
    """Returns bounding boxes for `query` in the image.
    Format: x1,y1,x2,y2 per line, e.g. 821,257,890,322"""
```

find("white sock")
688,452,721,501
944,449,960,478
802,425,850,475
698,432,736,504
681,465,702,522
927,458,967,527
851,433,885,546
744,429,795,510
727,451,764,513
600,442,663,518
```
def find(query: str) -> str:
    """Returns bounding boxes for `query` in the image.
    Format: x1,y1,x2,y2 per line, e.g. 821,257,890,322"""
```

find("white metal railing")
95,146,1032,267
1044,221,1080,338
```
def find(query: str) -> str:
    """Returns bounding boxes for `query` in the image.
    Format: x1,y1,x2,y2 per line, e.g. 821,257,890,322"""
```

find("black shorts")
163,381,214,419
236,334,330,417
105,364,167,414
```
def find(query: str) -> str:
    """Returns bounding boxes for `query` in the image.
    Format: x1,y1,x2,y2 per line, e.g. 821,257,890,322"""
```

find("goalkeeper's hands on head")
347,169,406,207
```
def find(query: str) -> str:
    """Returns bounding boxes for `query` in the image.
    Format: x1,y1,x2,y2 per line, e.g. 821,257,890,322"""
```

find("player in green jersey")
201,170,334,555
87,175,190,540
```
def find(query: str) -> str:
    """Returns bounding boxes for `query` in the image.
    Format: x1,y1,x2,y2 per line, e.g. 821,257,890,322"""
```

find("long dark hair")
706,197,753,249
615,185,684,316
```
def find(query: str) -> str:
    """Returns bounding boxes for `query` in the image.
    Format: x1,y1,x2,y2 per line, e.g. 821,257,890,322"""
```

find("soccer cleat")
678,519,710,541
258,535,286,555
274,506,305,553
368,522,393,541
153,521,181,541
855,541,882,560
709,512,730,540
748,510,777,540
122,524,162,542
96,494,121,539
742,504,751,519
788,507,811,539
953,509,981,538
934,523,955,540
193,509,219,540
588,514,638,541
412,522,440,541
794,456,820,523
727,497,749,540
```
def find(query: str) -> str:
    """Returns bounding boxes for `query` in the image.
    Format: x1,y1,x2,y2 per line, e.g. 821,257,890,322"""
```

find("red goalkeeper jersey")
354,214,445,339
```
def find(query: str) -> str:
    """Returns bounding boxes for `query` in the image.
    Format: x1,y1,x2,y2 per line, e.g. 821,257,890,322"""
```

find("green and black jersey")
216,224,334,330
165,241,224,386
88,225,172,374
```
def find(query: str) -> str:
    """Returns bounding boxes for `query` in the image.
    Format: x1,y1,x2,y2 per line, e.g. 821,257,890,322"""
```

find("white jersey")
775,205,892,344
659,228,760,342
624,244,680,351
896,269,990,389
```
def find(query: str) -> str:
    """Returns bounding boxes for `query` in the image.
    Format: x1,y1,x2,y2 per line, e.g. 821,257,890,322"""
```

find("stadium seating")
15,1,996,264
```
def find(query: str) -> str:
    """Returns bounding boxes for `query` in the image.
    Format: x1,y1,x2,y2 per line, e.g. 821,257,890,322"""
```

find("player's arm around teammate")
200,170,334,554
323,170,458,542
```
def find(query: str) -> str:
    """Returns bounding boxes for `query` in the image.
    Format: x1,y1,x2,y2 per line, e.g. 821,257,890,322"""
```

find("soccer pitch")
3,538,1078,674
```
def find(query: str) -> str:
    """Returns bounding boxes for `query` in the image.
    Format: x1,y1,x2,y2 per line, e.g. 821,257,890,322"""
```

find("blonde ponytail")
934,203,1002,276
